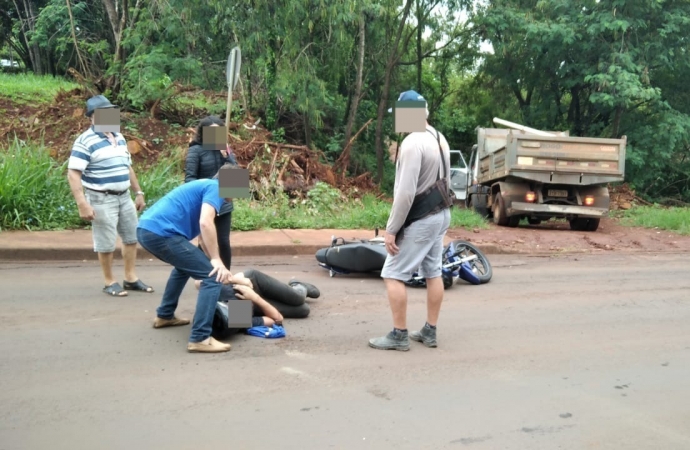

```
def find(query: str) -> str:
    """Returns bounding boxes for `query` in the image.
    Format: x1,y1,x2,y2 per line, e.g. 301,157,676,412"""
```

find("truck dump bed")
477,127,626,186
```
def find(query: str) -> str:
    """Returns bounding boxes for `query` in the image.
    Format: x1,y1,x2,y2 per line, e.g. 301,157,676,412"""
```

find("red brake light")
584,195,594,206
525,191,536,202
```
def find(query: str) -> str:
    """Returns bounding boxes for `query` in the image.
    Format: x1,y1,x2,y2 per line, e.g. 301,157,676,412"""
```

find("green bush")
0,138,82,231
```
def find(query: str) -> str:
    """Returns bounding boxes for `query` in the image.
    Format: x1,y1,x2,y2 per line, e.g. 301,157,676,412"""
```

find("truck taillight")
525,191,536,202
584,195,594,206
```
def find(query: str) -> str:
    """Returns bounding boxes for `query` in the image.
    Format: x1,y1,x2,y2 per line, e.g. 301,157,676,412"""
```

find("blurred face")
92,108,120,133
202,123,228,150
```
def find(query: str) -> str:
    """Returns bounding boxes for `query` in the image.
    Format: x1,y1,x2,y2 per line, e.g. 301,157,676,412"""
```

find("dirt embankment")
0,88,381,199
448,215,690,255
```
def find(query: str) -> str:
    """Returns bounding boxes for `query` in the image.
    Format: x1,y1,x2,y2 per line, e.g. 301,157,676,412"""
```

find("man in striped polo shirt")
67,95,154,297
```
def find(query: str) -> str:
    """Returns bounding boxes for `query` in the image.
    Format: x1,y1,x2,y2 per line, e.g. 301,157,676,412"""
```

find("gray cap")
85,95,118,117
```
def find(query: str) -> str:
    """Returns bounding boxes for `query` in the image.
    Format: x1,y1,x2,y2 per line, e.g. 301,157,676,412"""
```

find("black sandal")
104,282,128,297
123,279,154,293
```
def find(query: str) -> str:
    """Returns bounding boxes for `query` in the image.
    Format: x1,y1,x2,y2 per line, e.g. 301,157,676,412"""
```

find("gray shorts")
381,209,451,281
85,189,139,253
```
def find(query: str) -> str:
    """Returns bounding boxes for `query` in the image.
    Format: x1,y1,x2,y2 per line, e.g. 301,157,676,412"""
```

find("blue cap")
85,95,118,117
388,90,426,112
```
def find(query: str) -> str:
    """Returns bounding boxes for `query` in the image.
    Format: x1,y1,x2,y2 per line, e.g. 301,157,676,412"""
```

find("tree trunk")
340,12,366,172
13,0,43,74
24,0,44,74
66,0,89,78
416,0,422,92
374,0,415,184
101,0,132,93
611,106,623,138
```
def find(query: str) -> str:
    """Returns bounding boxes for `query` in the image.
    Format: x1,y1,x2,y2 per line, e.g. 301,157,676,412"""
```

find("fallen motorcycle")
315,231,492,289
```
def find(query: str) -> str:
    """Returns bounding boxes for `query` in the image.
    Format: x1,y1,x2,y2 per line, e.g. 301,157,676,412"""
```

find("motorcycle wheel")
447,240,493,284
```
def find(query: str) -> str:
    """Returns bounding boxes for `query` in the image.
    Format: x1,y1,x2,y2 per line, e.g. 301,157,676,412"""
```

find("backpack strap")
426,128,447,182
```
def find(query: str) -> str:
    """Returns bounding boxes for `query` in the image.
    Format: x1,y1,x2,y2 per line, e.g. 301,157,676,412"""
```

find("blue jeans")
137,228,222,343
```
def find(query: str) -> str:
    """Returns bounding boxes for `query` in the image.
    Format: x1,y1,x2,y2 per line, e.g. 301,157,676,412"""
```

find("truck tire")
585,218,600,231
471,194,490,219
570,218,600,232
493,193,508,226
493,193,520,228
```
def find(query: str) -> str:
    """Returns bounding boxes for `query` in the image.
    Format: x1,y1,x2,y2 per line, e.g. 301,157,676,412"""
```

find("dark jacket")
185,144,237,215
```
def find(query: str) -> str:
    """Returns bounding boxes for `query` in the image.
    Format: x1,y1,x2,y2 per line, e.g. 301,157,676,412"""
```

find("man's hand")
78,203,96,221
208,258,233,283
232,284,258,302
384,231,399,255
134,194,146,212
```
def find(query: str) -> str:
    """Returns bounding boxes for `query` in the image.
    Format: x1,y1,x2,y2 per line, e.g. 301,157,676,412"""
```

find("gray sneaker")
409,324,437,348
368,329,410,351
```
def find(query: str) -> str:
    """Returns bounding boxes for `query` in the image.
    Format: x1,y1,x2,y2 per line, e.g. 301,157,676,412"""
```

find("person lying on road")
194,271,320,338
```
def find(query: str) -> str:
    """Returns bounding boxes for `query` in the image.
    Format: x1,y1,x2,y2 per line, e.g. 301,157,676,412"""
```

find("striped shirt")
68,127,132,192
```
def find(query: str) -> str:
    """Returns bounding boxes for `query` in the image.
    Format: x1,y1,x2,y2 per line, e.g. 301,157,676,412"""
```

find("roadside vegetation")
0,139,487,232
615,207,690,236
0,72,79,104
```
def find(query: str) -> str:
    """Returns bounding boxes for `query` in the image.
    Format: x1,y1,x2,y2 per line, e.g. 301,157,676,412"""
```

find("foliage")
0,72,79,104
471,0,690,202
617,206,690,235
0,138,81,231
1,0,690,204
0,140,488,232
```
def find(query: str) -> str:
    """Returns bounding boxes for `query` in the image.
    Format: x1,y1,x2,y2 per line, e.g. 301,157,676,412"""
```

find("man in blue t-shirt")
137,165,249,353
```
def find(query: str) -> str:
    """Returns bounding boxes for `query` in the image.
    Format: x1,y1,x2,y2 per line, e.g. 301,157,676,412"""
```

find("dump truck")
465,118,627,232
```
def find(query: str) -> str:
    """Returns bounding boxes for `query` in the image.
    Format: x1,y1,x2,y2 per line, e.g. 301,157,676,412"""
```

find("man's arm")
128,166,143,193
199,203,222,261
128,166,146,211
386,142,422,235
67,169,96,221
67,169,87,207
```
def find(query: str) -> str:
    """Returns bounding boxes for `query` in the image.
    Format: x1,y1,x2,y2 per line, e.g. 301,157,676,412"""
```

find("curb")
0,243,511,262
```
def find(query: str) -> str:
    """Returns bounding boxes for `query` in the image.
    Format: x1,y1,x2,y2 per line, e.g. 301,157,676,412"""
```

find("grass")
616,206,690,235
0,138,82,231
0,72,80,105
1,139,490,232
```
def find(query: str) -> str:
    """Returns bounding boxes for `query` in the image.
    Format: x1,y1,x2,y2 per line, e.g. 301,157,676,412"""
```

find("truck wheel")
570,218,599,231
585,218,600,231
493,193,512,227
494,193,520,227
471,195,490,219
569,218,585,231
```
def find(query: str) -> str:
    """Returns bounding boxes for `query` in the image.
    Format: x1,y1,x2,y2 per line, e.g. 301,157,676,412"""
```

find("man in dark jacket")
185,115,237,270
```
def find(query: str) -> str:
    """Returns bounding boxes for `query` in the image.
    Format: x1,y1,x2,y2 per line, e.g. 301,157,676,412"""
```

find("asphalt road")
1,252,689,450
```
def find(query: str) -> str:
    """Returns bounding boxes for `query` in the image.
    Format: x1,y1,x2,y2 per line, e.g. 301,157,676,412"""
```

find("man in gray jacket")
369,90,452,351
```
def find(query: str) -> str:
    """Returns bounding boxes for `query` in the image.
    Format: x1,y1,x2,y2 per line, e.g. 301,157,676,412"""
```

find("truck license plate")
548,189,568,197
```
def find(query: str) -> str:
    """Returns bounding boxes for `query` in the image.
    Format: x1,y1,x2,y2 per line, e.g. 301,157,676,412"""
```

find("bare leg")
98,252,116,286
384,278,408,329
122,243,138,283
425,276,444,326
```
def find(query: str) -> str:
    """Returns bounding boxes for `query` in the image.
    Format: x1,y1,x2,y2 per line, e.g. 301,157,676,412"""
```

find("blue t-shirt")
138,179,225,240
